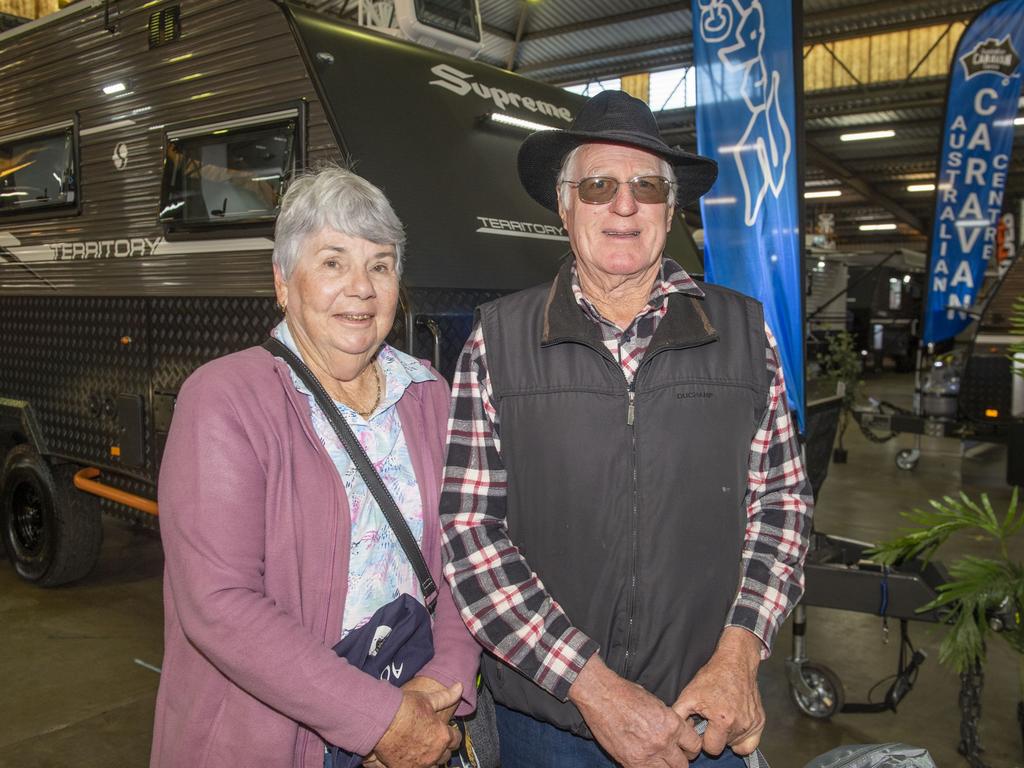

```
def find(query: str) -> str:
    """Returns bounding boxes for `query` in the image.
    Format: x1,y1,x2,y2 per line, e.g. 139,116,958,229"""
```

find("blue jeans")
496,703,747,768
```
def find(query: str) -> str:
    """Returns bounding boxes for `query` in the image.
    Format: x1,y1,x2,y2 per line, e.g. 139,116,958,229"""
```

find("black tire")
0,445,103,586
791,661,845,719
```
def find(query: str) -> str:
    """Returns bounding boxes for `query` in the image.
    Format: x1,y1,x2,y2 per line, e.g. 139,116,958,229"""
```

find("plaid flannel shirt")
440,259,812,702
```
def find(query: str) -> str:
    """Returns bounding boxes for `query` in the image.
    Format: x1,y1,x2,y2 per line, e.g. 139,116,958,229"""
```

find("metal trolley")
786,393,945,719
787,532,945,719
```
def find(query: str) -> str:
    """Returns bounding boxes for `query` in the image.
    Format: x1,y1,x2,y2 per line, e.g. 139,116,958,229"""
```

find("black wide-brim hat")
518,90,718,213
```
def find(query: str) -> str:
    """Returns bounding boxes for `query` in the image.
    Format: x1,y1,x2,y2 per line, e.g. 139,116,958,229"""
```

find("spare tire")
1,445,103,586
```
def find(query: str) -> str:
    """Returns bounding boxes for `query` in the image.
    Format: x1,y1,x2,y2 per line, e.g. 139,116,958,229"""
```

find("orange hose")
73,467,159,516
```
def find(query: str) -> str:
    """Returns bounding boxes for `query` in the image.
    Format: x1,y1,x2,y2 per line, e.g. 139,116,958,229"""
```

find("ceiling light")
102,82,127,95
907,183,935,192
1015,117,1024,126
486,113,557,132
840,129,895,142
804,189,841,199
859,223,897,231
817,259,827,270
903,274,911,284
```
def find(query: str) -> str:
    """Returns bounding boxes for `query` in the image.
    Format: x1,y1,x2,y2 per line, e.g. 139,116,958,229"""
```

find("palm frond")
872,490,1024,674
1004,487,1024,537
869,493,1005,566
937,602,986,672
923,557,1016,610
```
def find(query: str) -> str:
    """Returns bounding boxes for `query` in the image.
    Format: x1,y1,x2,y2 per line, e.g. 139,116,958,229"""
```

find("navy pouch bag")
326,594,435,768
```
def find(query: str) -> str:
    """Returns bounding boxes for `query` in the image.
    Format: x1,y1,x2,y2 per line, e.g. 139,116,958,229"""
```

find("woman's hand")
371,682,462,767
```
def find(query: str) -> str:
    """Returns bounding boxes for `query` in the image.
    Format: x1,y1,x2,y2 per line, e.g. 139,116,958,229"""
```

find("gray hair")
556,145,677,209
273,165,405,280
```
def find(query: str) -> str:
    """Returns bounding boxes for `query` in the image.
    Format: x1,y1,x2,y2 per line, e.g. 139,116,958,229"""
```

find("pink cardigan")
150,346,480,768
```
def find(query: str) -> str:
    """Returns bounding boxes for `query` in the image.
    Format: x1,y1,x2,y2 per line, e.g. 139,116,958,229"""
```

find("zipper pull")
627,389,635,426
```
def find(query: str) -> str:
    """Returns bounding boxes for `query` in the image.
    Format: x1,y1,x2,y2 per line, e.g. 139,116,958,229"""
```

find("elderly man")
440,90,811,768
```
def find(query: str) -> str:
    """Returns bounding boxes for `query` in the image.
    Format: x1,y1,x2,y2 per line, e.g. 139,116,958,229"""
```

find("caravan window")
160,110,298,229
415,0,481,42
0,122,77,214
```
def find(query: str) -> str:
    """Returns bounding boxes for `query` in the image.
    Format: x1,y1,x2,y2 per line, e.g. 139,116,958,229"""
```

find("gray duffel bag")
804,743,936,768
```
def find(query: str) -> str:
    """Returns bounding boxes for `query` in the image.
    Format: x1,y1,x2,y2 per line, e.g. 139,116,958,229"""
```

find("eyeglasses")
560,175,674,205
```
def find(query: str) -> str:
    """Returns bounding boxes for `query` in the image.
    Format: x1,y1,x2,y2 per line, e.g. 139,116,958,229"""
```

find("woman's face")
275,228,399,380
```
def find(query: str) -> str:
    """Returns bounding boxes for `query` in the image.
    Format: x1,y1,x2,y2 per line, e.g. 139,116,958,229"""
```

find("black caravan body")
0,0,702,585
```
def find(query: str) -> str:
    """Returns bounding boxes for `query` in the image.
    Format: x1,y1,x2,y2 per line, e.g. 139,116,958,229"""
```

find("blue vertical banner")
924,0,1024,343
692,0,804,429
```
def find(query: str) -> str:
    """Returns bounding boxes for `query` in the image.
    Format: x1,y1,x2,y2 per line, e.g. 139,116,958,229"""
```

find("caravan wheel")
0,446,103,586
895,448,920,471
791,661,844,719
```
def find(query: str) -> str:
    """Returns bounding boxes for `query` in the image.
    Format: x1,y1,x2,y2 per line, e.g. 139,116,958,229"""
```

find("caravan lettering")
429,64,573,122
47,238,164,261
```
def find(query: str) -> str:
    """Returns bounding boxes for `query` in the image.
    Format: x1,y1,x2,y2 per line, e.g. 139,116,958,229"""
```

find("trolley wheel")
791,661,845,719
0,445,103,586
895,448,921,471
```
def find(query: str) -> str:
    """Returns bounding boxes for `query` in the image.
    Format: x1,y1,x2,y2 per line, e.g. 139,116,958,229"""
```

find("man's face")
558,143,674,282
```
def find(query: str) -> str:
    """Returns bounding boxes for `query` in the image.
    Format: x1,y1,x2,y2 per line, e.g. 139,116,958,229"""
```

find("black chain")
853,406,898,444
856,416,898,443
958,659,989,768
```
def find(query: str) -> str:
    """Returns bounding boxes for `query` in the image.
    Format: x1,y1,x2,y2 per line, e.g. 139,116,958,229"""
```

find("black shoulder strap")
263,337,438,614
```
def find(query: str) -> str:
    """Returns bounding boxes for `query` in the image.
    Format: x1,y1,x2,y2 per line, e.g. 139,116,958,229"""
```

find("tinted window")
0,123,76,214
160,116,297,228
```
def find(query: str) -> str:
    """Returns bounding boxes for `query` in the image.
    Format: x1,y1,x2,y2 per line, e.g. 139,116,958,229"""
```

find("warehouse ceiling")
294,0,1021,253
473,0,1019,254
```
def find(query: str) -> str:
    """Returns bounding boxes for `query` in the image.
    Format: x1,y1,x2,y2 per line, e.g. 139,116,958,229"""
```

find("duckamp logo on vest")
677,391,714,399
429,64,573,123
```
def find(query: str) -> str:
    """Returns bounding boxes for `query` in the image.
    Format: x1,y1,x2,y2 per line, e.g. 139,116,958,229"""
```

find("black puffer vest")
478,260,770,735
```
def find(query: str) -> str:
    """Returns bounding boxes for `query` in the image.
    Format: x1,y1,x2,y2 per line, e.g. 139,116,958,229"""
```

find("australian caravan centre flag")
924,0,1024,343
692,0,804,429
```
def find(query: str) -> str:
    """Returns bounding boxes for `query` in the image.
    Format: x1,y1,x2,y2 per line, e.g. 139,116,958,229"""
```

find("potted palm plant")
867,290,1024,764
870,490,1024,765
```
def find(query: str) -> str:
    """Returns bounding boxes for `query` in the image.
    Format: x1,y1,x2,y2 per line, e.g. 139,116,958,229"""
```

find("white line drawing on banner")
697,0,733,44
699,0,792,226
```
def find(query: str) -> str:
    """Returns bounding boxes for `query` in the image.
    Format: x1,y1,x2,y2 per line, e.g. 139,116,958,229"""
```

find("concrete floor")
1,372,1022,767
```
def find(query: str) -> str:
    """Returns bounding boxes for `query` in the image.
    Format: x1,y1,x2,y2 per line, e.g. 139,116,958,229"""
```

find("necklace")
357,361,382,419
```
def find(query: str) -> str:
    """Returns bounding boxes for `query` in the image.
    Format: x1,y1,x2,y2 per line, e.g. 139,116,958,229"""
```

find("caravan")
0,0,701,586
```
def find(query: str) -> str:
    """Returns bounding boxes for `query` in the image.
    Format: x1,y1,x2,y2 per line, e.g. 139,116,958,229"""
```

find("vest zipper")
619,336,716,677
624,377,638,676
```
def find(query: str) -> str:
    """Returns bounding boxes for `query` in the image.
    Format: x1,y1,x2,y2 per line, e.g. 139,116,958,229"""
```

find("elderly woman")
150,166,480,768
